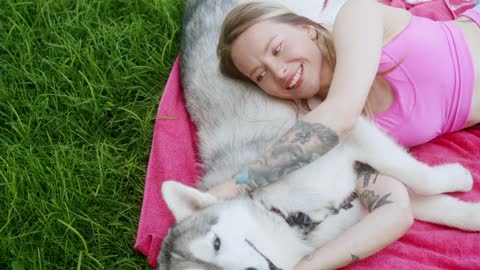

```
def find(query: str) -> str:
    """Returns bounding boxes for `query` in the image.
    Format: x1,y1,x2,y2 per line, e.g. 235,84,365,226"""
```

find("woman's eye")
256,71,266,82
273,43,282,56
213,235,221,251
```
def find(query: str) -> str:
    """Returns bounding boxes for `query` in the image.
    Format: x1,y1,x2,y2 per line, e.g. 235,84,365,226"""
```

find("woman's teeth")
288,65,303,89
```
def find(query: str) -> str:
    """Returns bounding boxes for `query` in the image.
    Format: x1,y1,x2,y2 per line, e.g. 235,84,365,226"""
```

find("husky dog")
158,119,479,269
158,0,480,269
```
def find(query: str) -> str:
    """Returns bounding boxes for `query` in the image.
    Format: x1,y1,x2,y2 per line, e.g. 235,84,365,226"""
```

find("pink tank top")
372,15,474,147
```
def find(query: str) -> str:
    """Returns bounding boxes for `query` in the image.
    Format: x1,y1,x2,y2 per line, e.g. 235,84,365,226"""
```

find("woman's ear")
298,24,317,40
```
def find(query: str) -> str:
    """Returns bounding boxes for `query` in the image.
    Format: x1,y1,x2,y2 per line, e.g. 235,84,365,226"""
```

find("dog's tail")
411,194,480,231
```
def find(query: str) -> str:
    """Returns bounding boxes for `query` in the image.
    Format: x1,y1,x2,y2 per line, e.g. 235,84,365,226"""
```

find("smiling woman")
230,21,328,100
210,0,480,269
218,6,334,101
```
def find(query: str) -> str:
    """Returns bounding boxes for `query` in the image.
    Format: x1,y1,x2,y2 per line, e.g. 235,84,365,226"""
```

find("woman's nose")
271,63,288,79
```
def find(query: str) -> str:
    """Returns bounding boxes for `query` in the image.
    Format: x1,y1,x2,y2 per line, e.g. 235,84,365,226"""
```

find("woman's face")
231,19,327,100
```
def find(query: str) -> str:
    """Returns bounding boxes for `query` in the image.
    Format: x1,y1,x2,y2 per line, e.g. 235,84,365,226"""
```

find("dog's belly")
249,146,368,247
254,146,357,214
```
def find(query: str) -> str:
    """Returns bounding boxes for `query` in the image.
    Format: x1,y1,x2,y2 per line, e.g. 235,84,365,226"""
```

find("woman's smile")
231,20,324,100
287,64,303,90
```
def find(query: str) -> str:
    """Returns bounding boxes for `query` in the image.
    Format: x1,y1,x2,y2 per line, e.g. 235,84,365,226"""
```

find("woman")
210,0,480,269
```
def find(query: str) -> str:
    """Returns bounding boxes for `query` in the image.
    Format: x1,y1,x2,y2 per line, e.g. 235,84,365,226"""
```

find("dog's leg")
411,194,480,231
351,118,473,195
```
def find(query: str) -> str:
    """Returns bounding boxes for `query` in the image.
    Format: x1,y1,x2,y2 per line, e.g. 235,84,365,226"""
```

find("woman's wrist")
233,168,250,185
208,178,249,199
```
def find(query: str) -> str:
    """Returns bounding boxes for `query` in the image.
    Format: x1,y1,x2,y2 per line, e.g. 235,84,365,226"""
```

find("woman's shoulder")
380,4,413,46
335,0,412,46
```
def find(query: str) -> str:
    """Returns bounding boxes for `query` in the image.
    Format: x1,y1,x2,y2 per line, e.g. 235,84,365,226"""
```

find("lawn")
0,0,184,268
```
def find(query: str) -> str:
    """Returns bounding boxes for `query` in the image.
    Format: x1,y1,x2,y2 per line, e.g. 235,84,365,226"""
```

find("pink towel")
134,55,201,267
380,0,475,19
135,1,479,268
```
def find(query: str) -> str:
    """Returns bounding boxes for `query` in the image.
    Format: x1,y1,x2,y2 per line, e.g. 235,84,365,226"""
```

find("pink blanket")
134,56,202,266
135,1,479,268
381,0,476,20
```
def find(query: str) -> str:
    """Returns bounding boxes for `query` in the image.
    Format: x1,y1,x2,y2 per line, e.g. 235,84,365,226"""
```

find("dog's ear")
162,181,218,221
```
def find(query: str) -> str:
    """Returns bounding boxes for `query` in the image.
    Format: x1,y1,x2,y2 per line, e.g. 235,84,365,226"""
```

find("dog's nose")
245,268,257,270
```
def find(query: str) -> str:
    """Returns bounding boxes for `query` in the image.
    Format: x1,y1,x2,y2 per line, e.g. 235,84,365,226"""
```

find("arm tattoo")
233,120,339,189
354,161,379,188
355,162,393,212
359,191,393,212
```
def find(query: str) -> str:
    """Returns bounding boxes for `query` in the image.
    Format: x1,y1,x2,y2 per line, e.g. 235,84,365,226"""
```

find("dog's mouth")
245,238,283,270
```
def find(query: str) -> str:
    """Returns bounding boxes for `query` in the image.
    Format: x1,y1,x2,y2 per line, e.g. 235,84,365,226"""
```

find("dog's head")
157,181,310,270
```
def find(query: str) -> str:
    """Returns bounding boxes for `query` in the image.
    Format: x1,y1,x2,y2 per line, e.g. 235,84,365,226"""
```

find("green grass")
0,0,184,268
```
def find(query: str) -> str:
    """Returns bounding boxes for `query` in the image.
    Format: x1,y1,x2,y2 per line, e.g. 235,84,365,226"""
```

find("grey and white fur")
158,0,480,269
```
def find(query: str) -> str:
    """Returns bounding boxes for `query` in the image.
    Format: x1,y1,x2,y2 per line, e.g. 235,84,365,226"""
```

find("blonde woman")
209,0,480,269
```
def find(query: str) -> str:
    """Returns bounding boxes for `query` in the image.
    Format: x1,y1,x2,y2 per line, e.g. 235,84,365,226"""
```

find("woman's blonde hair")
217,1,390,116
217,1,335,83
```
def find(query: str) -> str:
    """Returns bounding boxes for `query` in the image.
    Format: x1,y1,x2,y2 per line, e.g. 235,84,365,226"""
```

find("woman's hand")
208,178,247,199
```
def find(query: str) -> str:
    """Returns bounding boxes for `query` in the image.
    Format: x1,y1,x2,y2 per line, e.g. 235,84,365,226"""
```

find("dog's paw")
462,203,480,231
435,163,473,192
472,203,480,231
412,163,473,195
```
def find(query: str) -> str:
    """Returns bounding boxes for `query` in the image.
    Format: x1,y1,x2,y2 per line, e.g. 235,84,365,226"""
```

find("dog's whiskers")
245,239,283,270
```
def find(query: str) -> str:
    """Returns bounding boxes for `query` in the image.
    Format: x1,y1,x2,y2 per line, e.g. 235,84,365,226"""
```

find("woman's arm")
209,0,386,197
294,164,414,270
305,0,384,134
208,121,339,197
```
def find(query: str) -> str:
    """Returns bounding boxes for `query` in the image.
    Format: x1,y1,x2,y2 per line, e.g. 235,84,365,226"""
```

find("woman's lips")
287,65,303,90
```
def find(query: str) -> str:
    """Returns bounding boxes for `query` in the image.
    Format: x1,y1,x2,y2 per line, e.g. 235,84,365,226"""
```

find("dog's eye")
213,235,221,251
